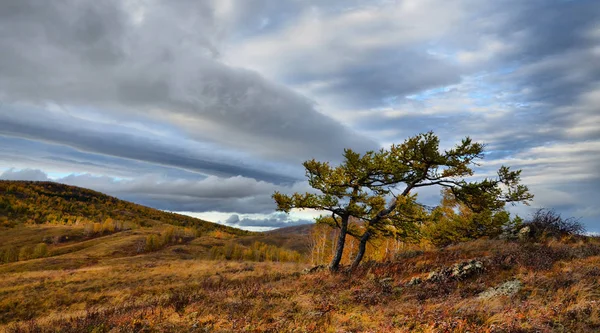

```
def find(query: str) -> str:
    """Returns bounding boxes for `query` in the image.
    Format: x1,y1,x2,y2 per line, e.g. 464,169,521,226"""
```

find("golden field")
1,225,599,332
2,181,600,332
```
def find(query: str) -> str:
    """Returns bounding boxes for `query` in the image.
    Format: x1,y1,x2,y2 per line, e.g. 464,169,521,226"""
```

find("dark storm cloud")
0,135,216,181
0,0,377,163
231,1,476,109
234,0,599,141
0,107,298,183
353,0,600,150
304,50,462,108
492,0,600,105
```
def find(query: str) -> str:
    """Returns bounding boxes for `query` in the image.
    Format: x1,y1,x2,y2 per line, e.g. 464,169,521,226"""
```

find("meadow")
1,225,599,332
2,181,600,332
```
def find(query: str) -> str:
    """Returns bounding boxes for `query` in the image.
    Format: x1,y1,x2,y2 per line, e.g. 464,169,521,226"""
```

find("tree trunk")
350,230,371,271
329,215,348,272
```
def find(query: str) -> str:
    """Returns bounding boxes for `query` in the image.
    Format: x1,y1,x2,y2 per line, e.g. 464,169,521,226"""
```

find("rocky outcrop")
405,259,485,286
426,259,484,282
478,279,522,299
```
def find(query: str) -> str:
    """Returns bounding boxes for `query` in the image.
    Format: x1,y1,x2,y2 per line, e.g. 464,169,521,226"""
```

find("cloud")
0,0,599,232
0,168,50,182
0,168,313,215
0,106,299,183
0,0,377,166
225,213,313,228
228,1,475,108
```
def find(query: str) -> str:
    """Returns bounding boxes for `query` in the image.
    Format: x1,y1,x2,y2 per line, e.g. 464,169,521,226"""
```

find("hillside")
0,181,306,270
2,237,599,332
0,180,248,235
2,181,600,332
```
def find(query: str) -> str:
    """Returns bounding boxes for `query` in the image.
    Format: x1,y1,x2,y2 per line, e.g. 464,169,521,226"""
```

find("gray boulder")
478,279,522,299
426,259,484,282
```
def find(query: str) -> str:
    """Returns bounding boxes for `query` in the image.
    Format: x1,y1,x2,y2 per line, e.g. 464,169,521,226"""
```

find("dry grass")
1,232,600,332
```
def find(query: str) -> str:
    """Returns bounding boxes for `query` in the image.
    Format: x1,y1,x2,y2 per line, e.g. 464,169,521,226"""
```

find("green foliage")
424,210,512,248
18,245,33,261
423,189,516,247
273,131,534,270
12,243,50,261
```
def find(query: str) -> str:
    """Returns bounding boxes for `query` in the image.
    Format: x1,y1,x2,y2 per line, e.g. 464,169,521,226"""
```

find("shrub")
161,226,175,246
522,209,584,240
143,227,197,253
2,247,18,263
32,243,48,259
423,210,512,247
18,245,33,261
145,234,161,252
208,241,303,262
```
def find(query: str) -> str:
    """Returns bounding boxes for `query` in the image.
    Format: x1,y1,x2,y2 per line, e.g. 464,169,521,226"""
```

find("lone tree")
273,132,533,272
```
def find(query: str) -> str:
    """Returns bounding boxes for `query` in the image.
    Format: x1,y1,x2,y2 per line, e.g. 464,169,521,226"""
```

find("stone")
478,279,522,299
379,277,393,285
425,259,484,282
302,264,327,274
407,277,422,286
518,226,531,240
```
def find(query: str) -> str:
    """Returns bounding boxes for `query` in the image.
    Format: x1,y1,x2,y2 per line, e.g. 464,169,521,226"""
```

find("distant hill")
230,223,315,255
265,223,314,236
0,180,249,235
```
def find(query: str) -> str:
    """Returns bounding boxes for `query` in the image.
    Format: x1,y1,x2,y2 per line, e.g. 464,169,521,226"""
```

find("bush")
18,245,33,261
208,241,303,262
2,247,18,263
145,234,161,252
32,243,48,259
522,209,584,240
424,210,512,247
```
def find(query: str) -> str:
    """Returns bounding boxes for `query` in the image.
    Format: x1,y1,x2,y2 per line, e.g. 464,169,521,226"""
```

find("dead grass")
1,232,600,332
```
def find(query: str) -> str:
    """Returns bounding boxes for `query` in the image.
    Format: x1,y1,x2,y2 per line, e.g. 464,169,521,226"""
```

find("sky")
0,0,599,232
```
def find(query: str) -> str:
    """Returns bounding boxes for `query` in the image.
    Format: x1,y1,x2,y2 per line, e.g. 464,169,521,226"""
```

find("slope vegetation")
0,180,247,234
0,181,305,270
2,238,599,332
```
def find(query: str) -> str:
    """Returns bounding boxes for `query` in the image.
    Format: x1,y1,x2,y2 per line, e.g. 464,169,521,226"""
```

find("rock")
377,277,394,293
407,277,422,286
379,277,393,285
426,259,484,283
478,279,522,299
302,265,327,274
518,226,531,240
498,231,513,240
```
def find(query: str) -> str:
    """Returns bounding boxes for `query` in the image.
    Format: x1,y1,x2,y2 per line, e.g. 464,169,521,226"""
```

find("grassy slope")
0,181,306,276
0,180,249,235
2,181,600,331
235,225,312,255
1,238,599,332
